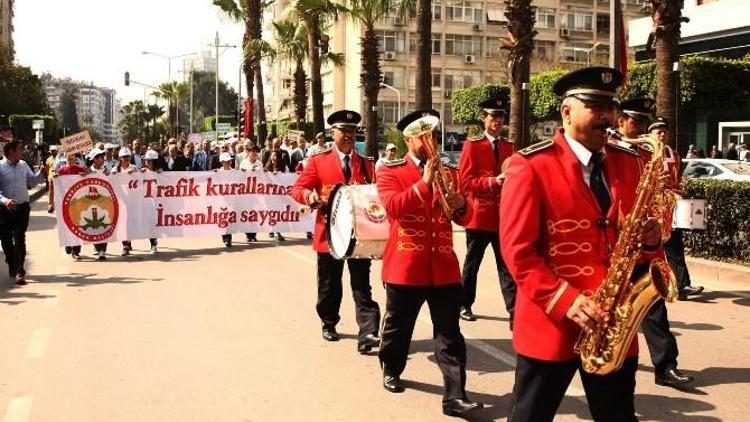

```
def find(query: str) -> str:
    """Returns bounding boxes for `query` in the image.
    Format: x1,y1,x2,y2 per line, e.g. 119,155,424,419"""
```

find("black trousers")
378,283,467,401
461,229,516,318
642,298,679,374
664,229,692,290
316,253,380,342
0,202,30,277
510,354,638,422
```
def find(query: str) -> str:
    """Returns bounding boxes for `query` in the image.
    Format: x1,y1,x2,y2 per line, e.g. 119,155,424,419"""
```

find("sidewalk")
686,255,750,285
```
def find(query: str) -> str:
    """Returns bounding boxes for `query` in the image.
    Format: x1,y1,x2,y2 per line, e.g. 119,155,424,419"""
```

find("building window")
596,14,610,34
378,101,400,123
487,38,503,57
626,0,644,4
560,42,594,63
446,1,483,23
432,70,442,89
536,7,556,29
561,11,593,31
432,2,442,20
444,69,481,91
445,34,483,56
534,40,555,61
378,31,406,53
409,33,442,55
382,67,405,88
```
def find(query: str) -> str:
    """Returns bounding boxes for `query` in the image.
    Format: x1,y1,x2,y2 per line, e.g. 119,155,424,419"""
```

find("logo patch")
62,178,119,242
601,72,613,84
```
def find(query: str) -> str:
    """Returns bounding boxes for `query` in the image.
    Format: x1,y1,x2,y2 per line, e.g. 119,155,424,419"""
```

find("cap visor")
571,93,618,105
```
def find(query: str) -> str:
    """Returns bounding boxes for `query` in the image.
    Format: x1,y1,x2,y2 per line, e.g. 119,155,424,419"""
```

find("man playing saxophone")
500,67,663,421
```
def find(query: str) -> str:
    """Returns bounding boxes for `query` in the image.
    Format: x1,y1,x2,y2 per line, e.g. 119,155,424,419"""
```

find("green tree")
272,21,310,127
118,100,148,141
176,71,239,134
59,84,81,135
0,47,51,122
155,81,188,137
504,0,536,148
347,0,393,157
290,0,349,133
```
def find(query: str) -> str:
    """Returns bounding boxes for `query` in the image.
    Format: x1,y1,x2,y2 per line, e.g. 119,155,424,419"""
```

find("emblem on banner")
62,178,119,242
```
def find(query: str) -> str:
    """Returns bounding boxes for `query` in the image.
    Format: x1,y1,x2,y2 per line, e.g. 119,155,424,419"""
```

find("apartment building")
42,74,121,144
265,0,649,136
182,48,218,78
0,0,13,57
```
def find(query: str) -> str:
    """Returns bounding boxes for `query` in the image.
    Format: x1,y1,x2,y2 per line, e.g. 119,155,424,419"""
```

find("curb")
686,256,750,285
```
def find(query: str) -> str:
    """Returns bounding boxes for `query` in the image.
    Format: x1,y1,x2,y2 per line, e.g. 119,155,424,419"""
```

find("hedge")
8,115,58,143
683,179,750,264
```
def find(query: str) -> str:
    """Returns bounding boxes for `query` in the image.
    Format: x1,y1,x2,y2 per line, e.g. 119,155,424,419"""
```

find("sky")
14,0,246,103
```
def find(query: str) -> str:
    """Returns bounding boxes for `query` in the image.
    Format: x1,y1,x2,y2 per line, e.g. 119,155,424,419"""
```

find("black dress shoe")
383,375,405,393
459,306,476,321
680,286,704,297
322,328,339,342
656,368,694,387
442,398,484,416
357,334,381,354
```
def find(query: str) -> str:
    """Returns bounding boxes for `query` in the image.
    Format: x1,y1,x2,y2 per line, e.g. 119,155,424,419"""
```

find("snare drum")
327,184,390,259
672,199,707,230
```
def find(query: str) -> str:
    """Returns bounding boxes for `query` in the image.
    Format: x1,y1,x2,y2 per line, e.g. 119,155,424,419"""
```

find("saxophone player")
614,101,695,388
376,110,483,417
500,67,663,421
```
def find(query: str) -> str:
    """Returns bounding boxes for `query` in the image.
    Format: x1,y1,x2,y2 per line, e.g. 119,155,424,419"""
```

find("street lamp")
208,32,237,139
141,51,197,81
379,82,401,121
584,42,603,67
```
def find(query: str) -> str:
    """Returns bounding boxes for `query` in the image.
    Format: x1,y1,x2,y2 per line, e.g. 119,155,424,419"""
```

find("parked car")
682,158,750,182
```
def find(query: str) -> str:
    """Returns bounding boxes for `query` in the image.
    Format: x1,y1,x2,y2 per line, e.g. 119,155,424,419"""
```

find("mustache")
594,122,612,131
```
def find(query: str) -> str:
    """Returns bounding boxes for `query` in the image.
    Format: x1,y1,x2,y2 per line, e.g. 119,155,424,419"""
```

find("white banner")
53,171,314,246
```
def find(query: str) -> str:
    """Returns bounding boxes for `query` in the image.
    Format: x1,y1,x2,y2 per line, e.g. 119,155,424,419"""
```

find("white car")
682,158,750,182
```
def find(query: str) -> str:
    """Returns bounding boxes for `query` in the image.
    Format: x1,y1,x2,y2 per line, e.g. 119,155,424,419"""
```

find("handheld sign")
60,131,94,155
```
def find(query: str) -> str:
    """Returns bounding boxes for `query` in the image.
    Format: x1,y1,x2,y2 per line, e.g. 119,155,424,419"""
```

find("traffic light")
124,72,130,86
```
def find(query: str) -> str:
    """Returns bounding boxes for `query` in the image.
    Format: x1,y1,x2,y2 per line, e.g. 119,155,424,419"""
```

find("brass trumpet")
403,115,460,218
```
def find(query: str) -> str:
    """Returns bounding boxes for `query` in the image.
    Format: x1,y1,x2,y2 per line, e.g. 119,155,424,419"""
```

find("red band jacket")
376,157,472,286
458,134,516,232
500,129,662,361
290,148,372,253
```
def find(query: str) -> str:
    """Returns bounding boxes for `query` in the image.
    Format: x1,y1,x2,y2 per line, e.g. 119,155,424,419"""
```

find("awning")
487,9,507,24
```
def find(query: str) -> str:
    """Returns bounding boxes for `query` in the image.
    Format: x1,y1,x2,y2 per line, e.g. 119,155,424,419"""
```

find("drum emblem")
364,201,387,224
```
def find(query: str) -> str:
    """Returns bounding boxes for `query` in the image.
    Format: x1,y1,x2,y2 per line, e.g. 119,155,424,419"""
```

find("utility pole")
210,32,237,140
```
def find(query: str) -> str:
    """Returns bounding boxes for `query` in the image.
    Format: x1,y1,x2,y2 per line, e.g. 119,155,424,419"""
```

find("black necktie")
492,139,500,168
343,155,352,183
590,152,611,215
418,160,425,175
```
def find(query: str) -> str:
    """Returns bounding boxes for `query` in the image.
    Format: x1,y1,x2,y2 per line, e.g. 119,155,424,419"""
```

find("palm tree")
649,0,687,147
504,0,536,148
154,81,188,138
146,104,166,142
272,21,310,127
347,0,393,157
289,0,349,134
394,0,431,109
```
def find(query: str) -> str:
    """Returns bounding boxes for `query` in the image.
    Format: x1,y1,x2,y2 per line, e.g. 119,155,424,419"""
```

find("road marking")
44,291,60,308
25,328,51,360
281,246,588,401
2,396,33,422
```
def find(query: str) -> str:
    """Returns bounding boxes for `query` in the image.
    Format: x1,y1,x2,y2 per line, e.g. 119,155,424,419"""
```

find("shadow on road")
689,290,750,307
121,238,312,262
410,338,515,375
27,214,58,232
402,379,513,421
668,321,723,331
25,272,163,287
0,290,57,306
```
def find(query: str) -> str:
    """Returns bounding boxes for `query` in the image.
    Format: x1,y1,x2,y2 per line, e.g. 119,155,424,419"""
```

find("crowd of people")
686,141,750,160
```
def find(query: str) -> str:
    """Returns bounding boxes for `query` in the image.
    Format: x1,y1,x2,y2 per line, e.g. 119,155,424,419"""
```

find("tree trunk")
361,23,381,158
243,1,255,143
652,0,682,148
415,0,432,110
308,16,325,134
294,60,307,128
251,0,268,146
505,0,536,148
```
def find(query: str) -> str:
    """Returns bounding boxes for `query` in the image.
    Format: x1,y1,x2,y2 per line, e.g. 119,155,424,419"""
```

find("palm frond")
212,0,245,21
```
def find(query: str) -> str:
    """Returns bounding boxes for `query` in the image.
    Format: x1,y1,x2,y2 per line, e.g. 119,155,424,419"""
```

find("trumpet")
403,115,460,218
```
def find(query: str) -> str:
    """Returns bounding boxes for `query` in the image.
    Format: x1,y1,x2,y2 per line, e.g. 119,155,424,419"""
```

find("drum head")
327,184,355,259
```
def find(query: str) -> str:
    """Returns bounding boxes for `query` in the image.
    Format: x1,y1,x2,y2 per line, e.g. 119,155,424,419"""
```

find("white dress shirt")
563,132,610,194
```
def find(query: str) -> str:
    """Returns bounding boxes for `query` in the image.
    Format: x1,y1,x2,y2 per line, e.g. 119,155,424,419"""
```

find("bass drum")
327,184,389,259
672,198,707,230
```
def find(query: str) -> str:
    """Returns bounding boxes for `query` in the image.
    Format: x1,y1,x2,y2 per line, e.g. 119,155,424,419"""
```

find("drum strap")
358,155,372,184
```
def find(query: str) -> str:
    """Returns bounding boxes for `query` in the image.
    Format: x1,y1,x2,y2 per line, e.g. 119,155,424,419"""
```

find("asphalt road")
0,200,748,421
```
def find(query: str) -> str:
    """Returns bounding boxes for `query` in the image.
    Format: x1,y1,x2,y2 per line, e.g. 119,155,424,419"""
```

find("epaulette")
501,137,515,144
607,142,640,157
518,139,554,157
634,142,654,153
310,147,331,156
384,159,406,167
468,135,485,142
364,156,375,161
444,162,459,170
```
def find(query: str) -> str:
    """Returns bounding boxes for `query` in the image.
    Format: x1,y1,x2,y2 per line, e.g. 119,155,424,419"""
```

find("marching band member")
376,110,483,417
458,96,517,324
290,110,381,354
500,67,663,421
614,101,695,388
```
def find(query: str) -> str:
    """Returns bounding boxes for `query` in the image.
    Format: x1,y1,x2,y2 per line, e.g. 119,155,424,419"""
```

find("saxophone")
402,114,459,218
574,130,678,375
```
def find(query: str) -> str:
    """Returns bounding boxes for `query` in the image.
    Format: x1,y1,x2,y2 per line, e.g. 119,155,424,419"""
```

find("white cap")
118,147,132,157
87,148,106,160
385,143,397,151
219,152,233,162
211,141,219,148
49,145,59,151
144,150,159,160
105,143,116,150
